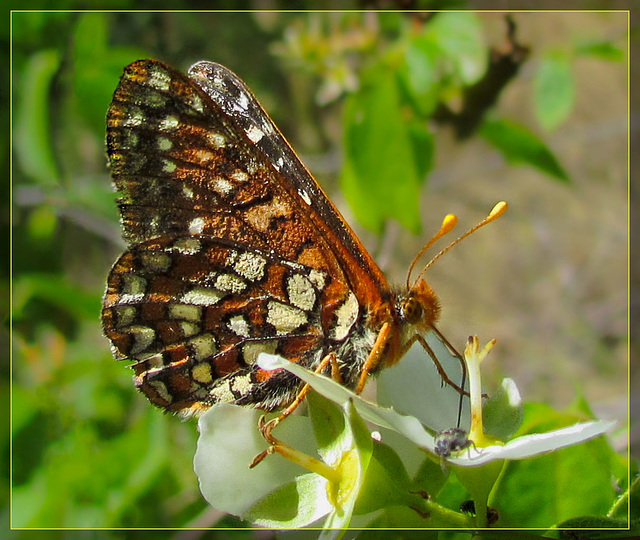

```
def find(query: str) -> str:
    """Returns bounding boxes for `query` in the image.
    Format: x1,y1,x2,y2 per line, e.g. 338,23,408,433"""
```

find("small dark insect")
460,500,499,526
434,427,476,458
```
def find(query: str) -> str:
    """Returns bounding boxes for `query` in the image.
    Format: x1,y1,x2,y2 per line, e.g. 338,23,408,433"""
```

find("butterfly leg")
415,334,470,397
355,322,392,394
251,352,339,467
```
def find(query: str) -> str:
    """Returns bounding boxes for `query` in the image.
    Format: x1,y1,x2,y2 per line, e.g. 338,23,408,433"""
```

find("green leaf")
12,273,100,321
575,40,625,62
480,118,570,182
401,37,440,115
11,411,173,528
104,412,171,525
362,505,441,532
555,516,635,537
428,12,487,85
14,50,61,186
10,386,39,437
490,404,621,528
27,205,57,240
407,118,434,181
72,13,148,136
411,454,449,497
534,53,575,131
341,69,423,233
608,474,640,521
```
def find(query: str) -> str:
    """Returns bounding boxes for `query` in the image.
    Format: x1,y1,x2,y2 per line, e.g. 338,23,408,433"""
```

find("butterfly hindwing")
103,234,333,412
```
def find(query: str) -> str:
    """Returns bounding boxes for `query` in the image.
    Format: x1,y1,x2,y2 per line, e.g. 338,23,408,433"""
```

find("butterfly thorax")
333,277,439,384
376,278,441,369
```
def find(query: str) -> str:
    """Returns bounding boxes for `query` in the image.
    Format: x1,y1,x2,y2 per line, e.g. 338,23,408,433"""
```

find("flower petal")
447,420,617,466
258,353,437,450
194,402,316,516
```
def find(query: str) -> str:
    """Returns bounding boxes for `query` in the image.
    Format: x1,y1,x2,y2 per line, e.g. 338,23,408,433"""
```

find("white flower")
257,352,615,466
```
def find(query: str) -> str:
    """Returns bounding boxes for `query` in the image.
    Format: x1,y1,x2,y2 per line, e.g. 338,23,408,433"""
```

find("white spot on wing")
234,252,266,281
215,274,246,293
115,305,136,327
231,170,248,183
159,115,179,131
206,132,226,148
158,137,173,151
213,177,234,195
330,291,359,341
308,270,326,291
163,159,177,173
237,92,249,111
180,321,199,337
246,125,264,143
124,108,145,127
190,94,205,113
192,362,213,384
182,287,223,306
189,217,205,234
169,303,202,322
209,380,234,402
120,274,147,298
147,68,171,91
140,252,171,273
298,189,312,206
231,373,253,395
194,149,216,163
148,380,172,403
125,131,139,147
267,301,307,335
127,325,155,354
287,274,316,311
228,315,250,337
190,333,217,359
170,237,201,254
242,341,277,365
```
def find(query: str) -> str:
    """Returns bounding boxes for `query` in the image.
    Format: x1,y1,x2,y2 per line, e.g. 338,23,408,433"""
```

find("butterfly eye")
402,296,423,324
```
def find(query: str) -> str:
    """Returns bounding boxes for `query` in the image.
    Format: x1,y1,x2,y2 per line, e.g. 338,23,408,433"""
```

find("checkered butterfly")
103,59,502,419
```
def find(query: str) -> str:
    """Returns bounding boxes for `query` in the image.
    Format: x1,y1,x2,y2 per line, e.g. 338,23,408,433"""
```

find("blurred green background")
9,7,629,532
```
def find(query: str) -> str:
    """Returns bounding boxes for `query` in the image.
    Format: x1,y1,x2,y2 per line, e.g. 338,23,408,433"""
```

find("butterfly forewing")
103,59,387,414
187,61,390,305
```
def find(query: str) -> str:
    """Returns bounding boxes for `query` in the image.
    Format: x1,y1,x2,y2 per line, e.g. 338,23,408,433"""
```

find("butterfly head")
401,278,441,331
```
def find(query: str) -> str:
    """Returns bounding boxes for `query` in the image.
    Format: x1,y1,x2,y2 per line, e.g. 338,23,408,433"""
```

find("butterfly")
102,59,506,425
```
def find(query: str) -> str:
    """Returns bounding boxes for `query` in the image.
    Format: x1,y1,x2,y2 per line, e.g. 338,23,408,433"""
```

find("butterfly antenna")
411,201,508,289
406,213,458,290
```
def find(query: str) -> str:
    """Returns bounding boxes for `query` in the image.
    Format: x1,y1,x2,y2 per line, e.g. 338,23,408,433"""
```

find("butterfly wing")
103,59,389,413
